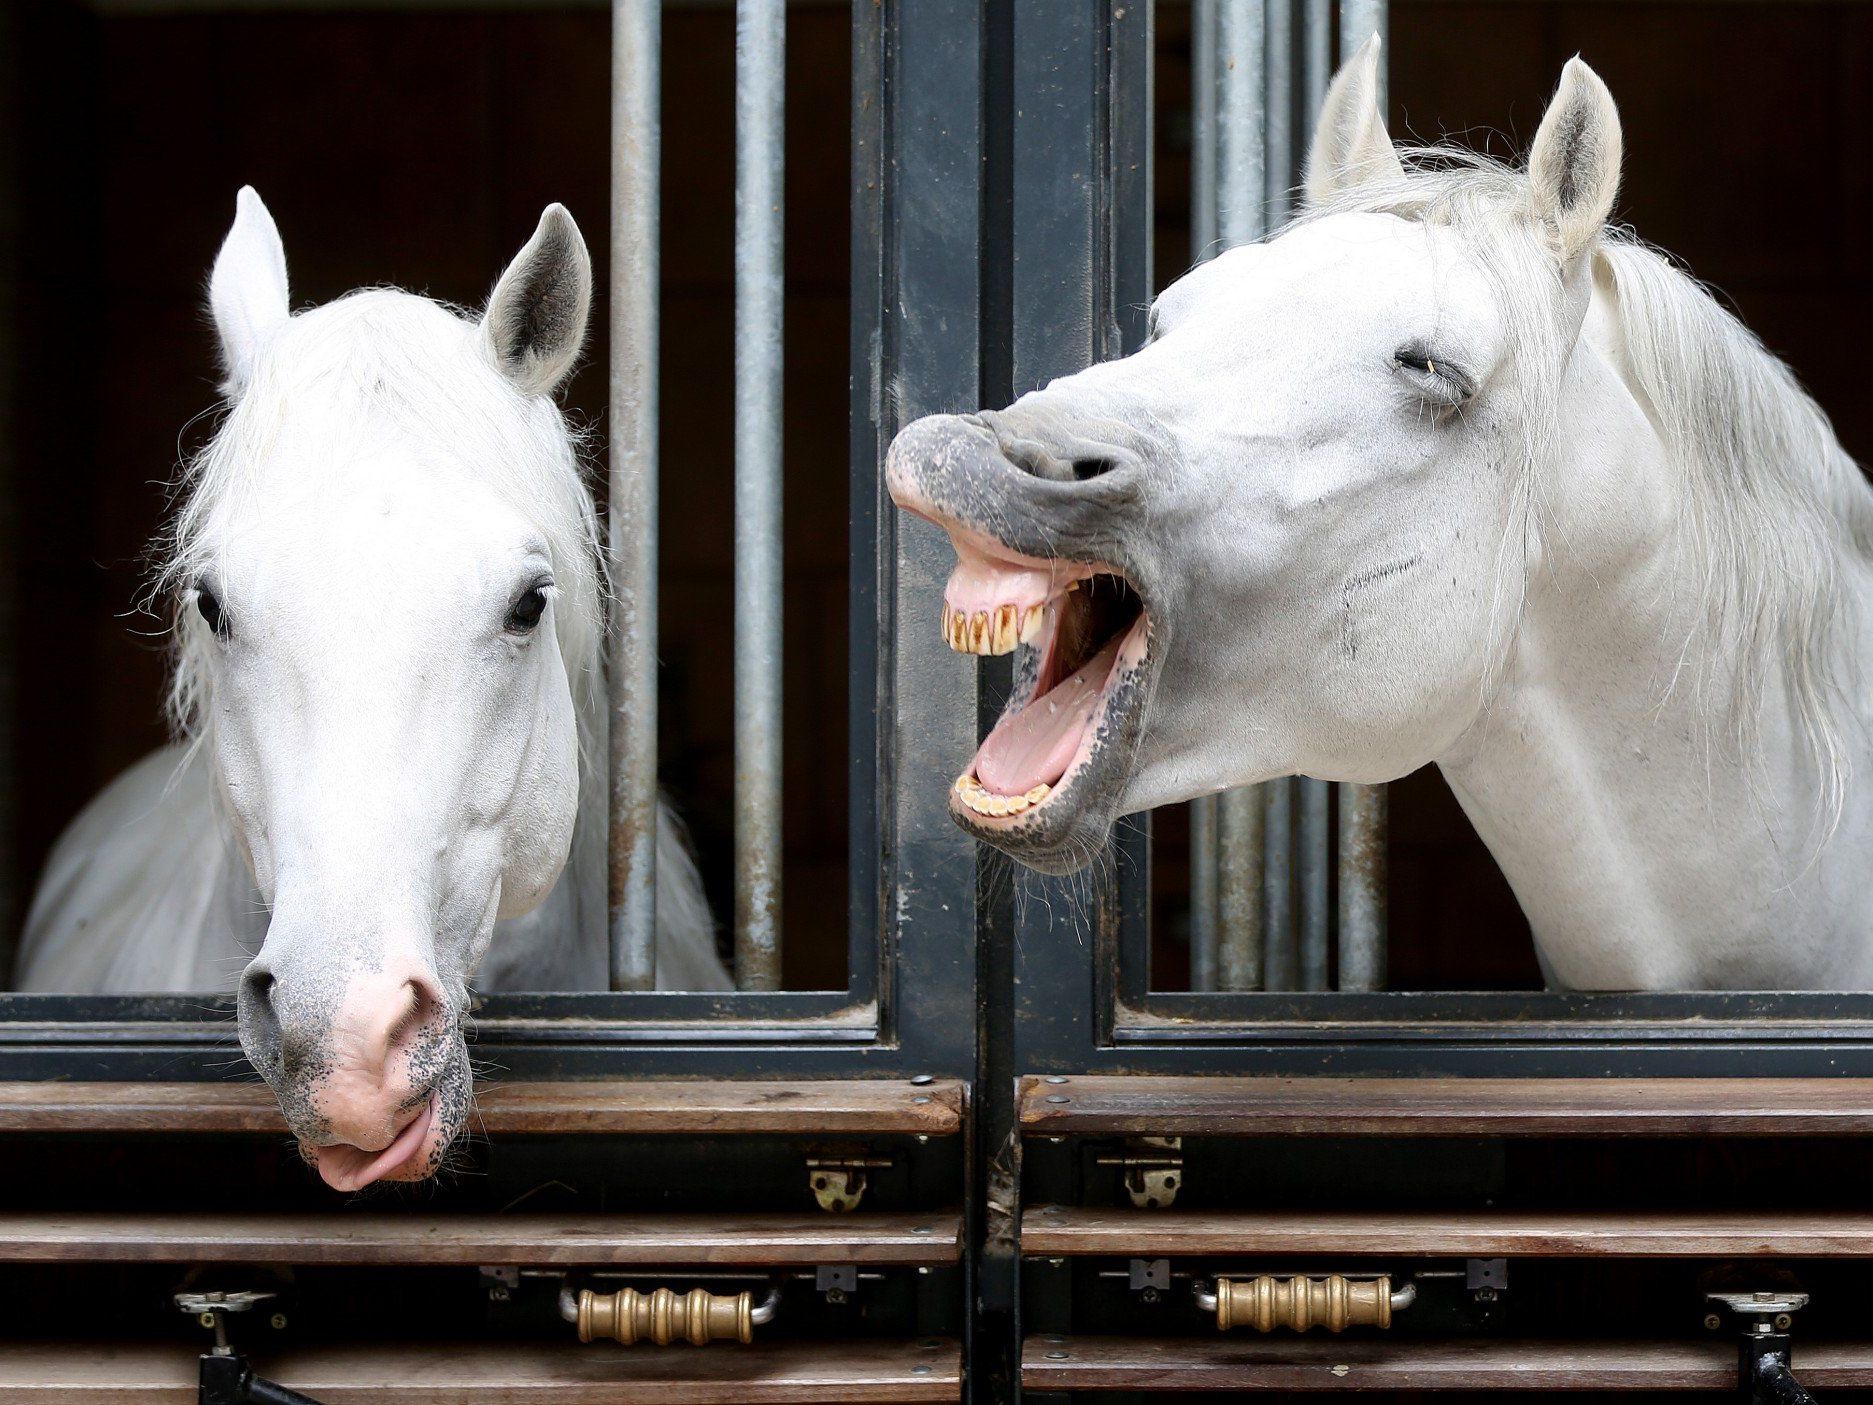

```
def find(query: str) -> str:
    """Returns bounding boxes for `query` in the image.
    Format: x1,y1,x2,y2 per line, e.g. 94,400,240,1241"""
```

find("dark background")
1,1,1867,992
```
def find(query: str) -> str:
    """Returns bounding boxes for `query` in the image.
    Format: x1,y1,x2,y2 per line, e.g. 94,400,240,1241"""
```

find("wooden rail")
1023,1205,1873,1259
0,1079,965,1137
1017,1076,1873,1138
0,1339,962,1403
0,1211,963,1267
1020,1335,1873,1391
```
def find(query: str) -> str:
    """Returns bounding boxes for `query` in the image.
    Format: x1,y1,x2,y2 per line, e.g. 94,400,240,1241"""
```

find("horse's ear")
1528,57,1622,268
480,204,592,398
1304,35,1404,207
209,187,290,396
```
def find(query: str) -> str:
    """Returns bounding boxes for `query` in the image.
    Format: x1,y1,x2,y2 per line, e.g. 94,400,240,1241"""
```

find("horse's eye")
506,585,549,634
195,586,230,640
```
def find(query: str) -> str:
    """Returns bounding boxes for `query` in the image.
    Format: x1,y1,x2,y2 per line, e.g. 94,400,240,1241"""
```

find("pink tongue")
976,632,1125,795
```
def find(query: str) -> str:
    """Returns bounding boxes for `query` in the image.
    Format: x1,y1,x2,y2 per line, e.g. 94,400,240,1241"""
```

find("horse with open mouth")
15,191,728,1188
887,43,1873,992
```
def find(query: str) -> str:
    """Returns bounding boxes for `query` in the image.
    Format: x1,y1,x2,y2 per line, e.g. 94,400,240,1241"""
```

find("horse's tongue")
976,633,1124,795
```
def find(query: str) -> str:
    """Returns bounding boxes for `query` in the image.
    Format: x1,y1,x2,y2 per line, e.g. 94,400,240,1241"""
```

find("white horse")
887,43,1873,992
16,190,728,1186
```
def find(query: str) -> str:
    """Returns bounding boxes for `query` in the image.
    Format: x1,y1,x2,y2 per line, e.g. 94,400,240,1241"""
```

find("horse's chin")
297,1046,470,1192
945,566,1158,874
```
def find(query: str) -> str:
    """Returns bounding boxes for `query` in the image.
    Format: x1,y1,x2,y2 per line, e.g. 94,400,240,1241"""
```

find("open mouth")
939,529,1151,823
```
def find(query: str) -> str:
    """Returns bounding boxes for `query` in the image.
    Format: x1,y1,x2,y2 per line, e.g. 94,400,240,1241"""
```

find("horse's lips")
975,631,1126,795
310,1095,439,1192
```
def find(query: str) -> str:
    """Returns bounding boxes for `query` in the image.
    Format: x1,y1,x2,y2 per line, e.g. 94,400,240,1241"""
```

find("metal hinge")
806,1155,891,1212
1096,1136,1183,1208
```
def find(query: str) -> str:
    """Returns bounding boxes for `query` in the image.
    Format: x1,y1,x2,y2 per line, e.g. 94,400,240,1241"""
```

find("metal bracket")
1096,1136,1183,1209
1467,1257,1508,1302
1128,1257,1170,1293
1708,1291,1819,1405
478,1266,520,1303
815,1263,859,1303
180,1292,322,1405
806,1156,890,1212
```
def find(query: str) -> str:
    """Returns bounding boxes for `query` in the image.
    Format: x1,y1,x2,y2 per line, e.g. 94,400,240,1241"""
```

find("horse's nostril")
237,964,283,1066
1070,456,1119,482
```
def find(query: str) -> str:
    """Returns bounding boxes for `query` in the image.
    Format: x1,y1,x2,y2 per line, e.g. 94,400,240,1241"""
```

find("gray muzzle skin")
884,406,1171,875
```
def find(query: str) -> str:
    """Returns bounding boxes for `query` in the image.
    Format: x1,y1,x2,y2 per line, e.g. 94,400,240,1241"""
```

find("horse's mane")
155,288,607,748
1300,147,1873,824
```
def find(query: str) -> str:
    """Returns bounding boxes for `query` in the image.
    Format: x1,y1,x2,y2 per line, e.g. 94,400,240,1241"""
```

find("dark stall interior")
1,1,1868,995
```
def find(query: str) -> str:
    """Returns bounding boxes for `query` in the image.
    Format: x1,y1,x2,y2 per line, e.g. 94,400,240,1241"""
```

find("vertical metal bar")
1338,780,1388,991
1185,0,1221,991
606,0,660,991
1303,0,1332,123
1188,796,1219,991
1299,777,1330,989
1339,0,1389,93
1190,0,1219,260
733,0,785,992
1212,0,1274,991
1263,0,1295,227
1334,4,1390,993
1216,0,1266,247
1215,786,1264,991
1261,780,1298,989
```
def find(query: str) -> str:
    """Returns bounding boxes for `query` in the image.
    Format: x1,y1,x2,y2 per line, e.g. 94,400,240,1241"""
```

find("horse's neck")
1438,294,1873,991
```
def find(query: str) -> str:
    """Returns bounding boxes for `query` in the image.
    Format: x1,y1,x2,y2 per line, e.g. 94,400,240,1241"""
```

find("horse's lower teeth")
953,775,1052,815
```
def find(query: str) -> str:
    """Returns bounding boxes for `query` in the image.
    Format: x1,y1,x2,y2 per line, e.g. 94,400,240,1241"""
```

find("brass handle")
1197,1275,1415,1333
565,1285,779,1345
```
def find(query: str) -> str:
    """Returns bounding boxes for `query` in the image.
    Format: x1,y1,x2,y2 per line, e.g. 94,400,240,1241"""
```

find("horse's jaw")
886,413,1164,874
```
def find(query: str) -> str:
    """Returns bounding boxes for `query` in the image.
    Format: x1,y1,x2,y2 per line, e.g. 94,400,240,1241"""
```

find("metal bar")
1333,3,1389,992
1303,0,1332,125
1185,0,1221,992
606,0,661,992
1337,780,1388,991
1190,0,1219,261
1215,786,1264,991
1339,0,1388,90
1210,0,1269,992
1188,795,1219,991
1299,777,1330,990
732,0,785,992
1216,0,1266,246
1262,779,1298,989
1263,0,1295,226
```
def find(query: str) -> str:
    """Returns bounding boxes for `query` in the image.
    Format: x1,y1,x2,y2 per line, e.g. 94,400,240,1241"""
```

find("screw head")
1044,1076,1068,1085
910,1074,935,1086
911,1365,932,1376
269,1313,288,1331
1704,1313,1722,1331
1046,1350,1069,1360
1775,1314,1793,1331
1046,1094,1070,1104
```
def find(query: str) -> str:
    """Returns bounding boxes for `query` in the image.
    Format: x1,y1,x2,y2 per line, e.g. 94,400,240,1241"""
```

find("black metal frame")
0,0,993,1087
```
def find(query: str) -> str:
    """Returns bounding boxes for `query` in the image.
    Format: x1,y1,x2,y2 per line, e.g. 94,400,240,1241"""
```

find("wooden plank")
1023,1206,1873,1259
0,1339,961,1403
1018,1075,1873,1138
0,1211,962,1267
0,1079,964,1137
1020,1335,1873,1391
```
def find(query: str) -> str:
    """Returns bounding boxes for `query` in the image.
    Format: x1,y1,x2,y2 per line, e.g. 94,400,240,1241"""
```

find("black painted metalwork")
198,1354,322,1405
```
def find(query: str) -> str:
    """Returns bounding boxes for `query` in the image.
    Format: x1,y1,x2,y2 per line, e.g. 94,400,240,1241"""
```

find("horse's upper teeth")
942,603,1046,656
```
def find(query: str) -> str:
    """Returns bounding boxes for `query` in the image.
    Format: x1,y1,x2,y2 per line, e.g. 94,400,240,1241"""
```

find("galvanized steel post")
607,0,661,991
1334,6,1390,992
733,0,786,992
1186,0,1222,989
1215,786,1265,991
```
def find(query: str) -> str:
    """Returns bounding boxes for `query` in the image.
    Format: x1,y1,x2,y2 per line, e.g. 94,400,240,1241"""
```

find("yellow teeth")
942,603,1047,656
953,774,1053,816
